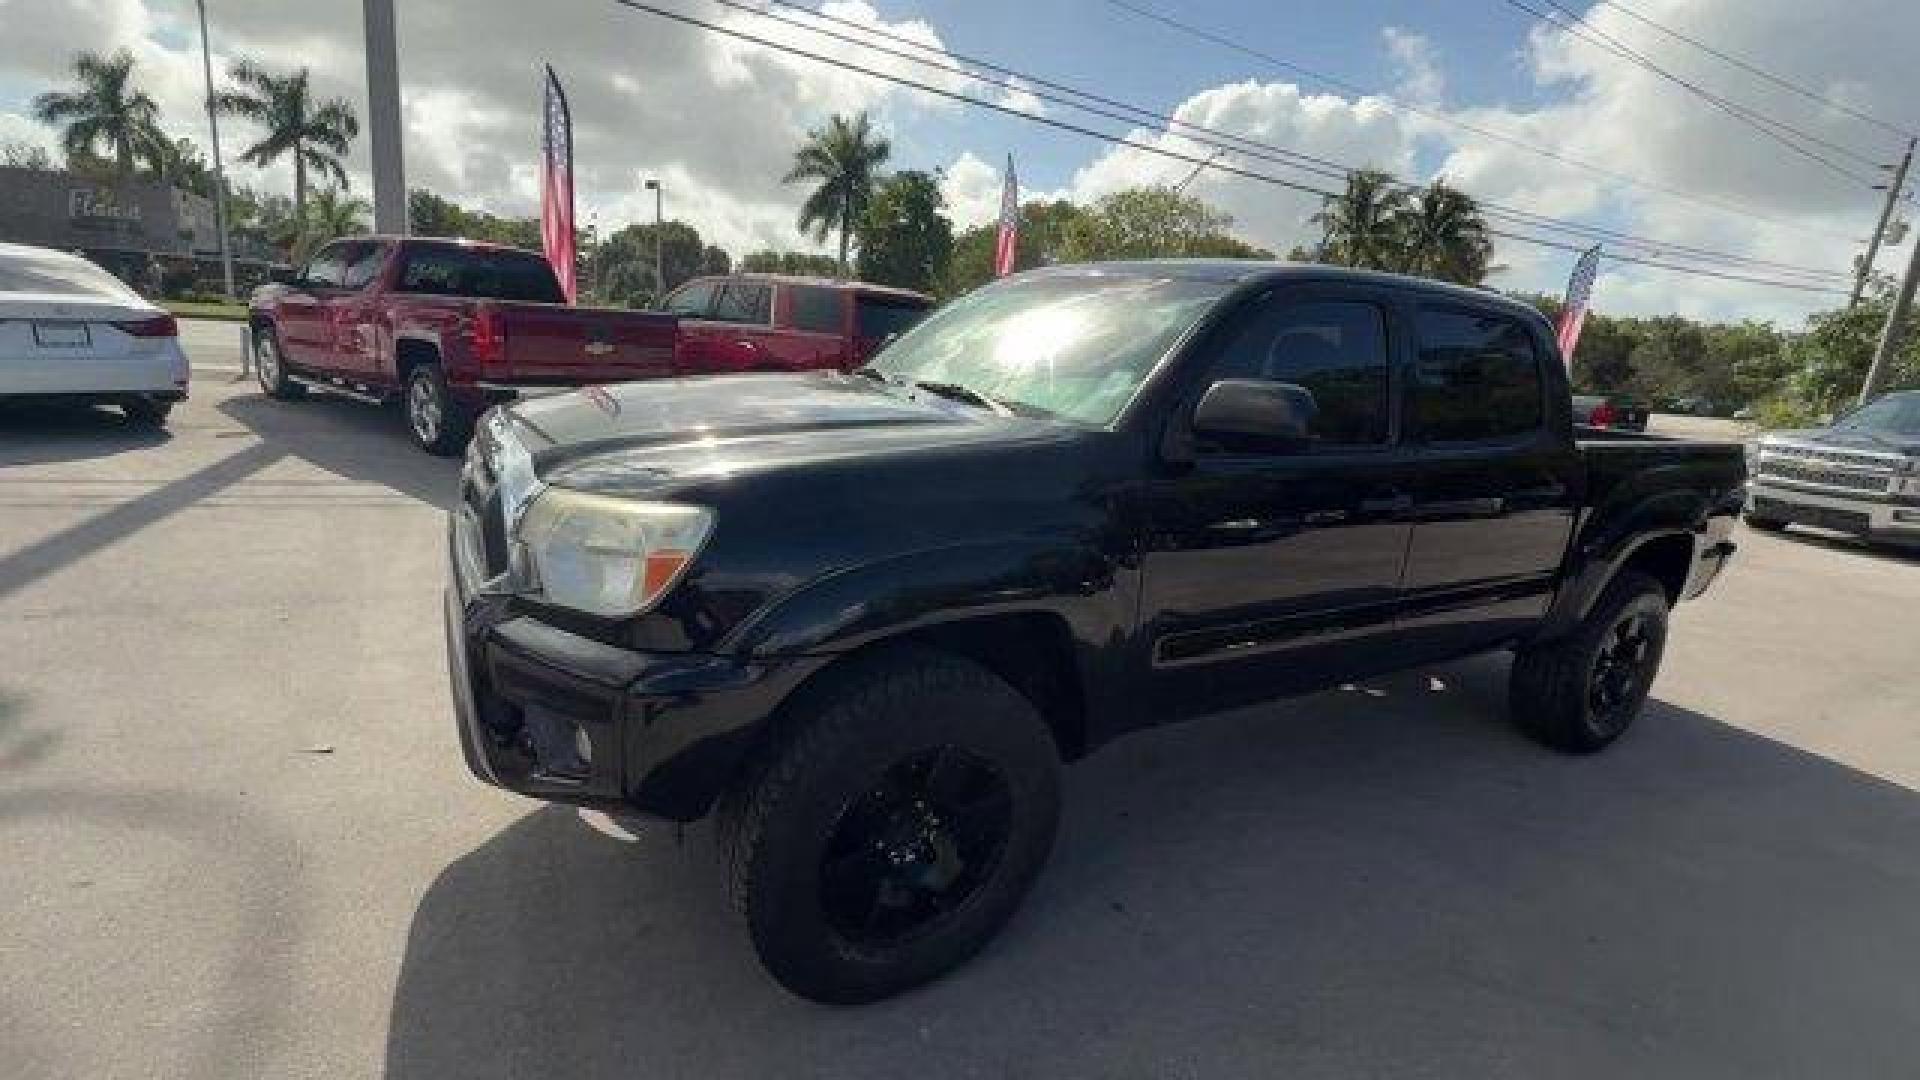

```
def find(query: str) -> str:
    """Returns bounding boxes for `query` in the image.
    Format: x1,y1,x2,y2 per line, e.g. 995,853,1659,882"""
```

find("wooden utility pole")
1851,137,1914,308
1858,207,1920,405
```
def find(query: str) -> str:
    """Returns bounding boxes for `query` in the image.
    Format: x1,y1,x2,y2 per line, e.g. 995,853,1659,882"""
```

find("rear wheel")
1511,570,1669,754
715,647,1061,1004
404,363,471,456
120,397,172,427
254,327,305,400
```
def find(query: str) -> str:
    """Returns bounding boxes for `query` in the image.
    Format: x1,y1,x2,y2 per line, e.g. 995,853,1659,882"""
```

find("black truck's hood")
500,371,1073,495
1764,426,1920,457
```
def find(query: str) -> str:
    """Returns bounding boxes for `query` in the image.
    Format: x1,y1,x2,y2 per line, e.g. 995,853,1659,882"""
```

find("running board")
290,374,390,405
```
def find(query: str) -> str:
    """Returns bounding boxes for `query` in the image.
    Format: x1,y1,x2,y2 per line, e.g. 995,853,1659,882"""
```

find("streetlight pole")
363,0,407,234
194,0,235,302
644,178,663,304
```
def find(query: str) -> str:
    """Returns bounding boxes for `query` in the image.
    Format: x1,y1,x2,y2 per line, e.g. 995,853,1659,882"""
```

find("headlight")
515,489,713,616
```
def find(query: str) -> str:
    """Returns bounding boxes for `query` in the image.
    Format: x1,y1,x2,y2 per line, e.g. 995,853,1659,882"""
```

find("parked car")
249,236,680,454
0,241,186,427
1745,388,1920,550
445,261,1746,1003
661,273,933,372
1572,392,1650,431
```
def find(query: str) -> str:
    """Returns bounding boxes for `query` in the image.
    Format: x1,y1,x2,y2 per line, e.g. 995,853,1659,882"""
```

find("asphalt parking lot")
4,336,1919,1078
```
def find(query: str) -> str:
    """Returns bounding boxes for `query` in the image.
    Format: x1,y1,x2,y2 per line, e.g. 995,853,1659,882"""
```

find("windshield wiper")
851,366,892,383
911,380,1016,417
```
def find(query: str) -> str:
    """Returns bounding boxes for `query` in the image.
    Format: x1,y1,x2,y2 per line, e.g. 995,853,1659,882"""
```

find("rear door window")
855,294,930,340
1408,306,1544,442
711,280,772,325
789,284,844,334
393,245,566,303
664,280,716,318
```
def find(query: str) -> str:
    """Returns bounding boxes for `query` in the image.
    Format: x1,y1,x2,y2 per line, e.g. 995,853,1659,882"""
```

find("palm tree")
291,187,370,263
783,112,892,277
1397,179,1494,285
216,59,358,218
1311,169,1409,271
32,49,167,176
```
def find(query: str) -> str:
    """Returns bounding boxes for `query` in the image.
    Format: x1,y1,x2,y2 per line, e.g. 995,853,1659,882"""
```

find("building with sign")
0,166,272,291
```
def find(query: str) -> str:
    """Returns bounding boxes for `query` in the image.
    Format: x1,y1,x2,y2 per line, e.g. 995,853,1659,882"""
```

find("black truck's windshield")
1836,390,1920,439
869,273,1228,425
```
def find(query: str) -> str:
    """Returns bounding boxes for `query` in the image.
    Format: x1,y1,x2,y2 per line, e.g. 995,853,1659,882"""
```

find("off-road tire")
714,646,1061,1004
1510,570,1670,754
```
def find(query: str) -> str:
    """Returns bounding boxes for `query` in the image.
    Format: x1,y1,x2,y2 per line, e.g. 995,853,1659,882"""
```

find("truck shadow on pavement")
0,401,169,468
385,654,1920,1079
216,393,461,510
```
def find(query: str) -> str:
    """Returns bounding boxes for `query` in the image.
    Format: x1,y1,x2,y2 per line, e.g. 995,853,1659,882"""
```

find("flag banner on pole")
1557,244,1602,361
541,64,577,304
993,154,1019,277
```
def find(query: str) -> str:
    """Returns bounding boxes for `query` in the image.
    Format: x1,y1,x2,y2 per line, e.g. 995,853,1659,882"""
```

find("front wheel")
254,327,305,400
1510,570,1670,753
715,647,1061,1004
404,363,471,456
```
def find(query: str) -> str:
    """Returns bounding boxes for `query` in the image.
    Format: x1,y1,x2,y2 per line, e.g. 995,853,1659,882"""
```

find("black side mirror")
1192,379,1317,452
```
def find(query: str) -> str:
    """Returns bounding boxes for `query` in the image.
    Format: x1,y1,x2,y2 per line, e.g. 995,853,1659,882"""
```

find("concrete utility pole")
645,178,663,304
363,0,407,234
194,0,236,301
1858,215,1920,405
1851,137,1914,308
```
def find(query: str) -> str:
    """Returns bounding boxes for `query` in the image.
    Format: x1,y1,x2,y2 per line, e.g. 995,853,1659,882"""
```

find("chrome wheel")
408,373,442,446
255,333,280,392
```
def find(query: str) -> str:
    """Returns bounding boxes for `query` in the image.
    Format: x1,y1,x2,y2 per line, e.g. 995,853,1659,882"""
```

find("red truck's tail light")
468,305,504,364
1589,402,1617,427
117,314,178,338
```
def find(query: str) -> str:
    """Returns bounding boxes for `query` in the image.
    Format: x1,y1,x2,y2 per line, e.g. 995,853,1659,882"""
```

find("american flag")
541,65,577,304
993,154,1019,278
1556,245,1602,361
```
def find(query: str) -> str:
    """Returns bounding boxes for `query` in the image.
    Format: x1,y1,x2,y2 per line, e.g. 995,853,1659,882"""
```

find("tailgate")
494,304,678,384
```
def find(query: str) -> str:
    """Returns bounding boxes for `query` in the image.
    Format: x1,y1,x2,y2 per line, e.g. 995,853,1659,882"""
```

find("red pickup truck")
249,238,934,455
661,273,933,372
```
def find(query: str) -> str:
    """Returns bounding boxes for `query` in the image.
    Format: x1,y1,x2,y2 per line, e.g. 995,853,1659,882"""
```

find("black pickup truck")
445,262,1745,1003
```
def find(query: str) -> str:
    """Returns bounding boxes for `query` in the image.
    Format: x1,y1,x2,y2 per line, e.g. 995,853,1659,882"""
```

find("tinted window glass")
789,284,843,334
1208,297,1390,447
711,280,772,325
1409,307,1543,441
393,245,565,303
664,280,715,317
341,242,387,290
303,243,350,288
855,294,930,340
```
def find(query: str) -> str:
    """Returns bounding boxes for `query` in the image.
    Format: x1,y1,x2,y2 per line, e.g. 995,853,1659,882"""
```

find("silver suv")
1746,389,1920,550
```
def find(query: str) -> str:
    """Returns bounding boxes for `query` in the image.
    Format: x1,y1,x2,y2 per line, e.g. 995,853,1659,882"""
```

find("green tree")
291,187,369,263
740,249,841,276
1062,187,1267,263
940,198,1084,296
855,170,953,292
150,136,216,197
1311,169,1409,270
32,49,167,176
784,111,892,276
216,59,358,218
1397,179,1493,285
1,139,54,170
1790,283,1920,413
407,189,467,237
588,220,729,308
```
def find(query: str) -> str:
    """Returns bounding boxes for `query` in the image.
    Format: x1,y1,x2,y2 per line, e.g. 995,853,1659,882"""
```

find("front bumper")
443,549,825,821
1748,480,1920,545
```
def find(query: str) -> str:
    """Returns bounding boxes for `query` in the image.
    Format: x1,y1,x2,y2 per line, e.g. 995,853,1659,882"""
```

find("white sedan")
0,242,189,426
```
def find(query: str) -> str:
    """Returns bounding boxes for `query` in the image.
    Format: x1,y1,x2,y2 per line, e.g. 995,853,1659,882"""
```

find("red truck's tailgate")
493,303,679,384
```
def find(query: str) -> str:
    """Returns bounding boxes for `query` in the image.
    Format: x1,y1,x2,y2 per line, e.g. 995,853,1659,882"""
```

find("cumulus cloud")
995,76,1046,118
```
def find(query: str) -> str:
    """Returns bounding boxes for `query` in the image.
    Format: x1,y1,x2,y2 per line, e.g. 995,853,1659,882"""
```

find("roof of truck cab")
1022,259,1550,325
707,272,932,302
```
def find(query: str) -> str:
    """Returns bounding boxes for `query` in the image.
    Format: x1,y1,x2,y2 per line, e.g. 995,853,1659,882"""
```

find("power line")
604,0,1850,296
1504,0,1883,185
753,0,1848,283
1102,0,1866,245
1593,0,1916,142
